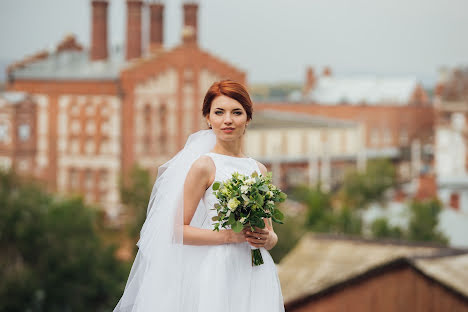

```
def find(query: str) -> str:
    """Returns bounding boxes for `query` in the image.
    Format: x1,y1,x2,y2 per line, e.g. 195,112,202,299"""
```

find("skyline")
1,0,468,86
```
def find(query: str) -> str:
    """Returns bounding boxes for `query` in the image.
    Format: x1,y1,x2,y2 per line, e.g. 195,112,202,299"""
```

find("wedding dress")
181,152,285,311
113,130,284,312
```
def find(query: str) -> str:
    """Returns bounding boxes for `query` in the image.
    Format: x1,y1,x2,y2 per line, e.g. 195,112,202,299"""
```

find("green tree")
291,184,335,232
370,217,403,239
119,164,153,241
0,169,129,312
407,199,448,245
339,158,396,209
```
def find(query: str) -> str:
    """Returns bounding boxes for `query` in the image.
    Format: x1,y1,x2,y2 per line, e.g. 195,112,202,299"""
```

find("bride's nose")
224,113,233,124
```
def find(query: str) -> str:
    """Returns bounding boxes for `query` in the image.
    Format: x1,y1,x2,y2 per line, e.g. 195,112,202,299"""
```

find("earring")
207,123,212,129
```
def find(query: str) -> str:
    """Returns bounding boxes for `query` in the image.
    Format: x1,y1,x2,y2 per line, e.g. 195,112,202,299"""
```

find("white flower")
245,178,256,185
221,187,229,196
227,198,240,211
226,210,231,217
267,200,274,205
267,191,274,197
240,185,249,194
269,184,277,191
240,217,246,223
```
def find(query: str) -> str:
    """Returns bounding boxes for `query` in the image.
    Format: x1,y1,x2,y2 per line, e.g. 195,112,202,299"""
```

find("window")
18,124,30,141
85,169,93,189
399,128,409,145
370,128,379,147
0,123,8,142
383,128,392,146
70,168,79,190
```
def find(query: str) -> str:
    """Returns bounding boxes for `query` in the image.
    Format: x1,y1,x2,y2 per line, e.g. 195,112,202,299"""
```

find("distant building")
245,110,366,191
433,67,468,218
0,91,36,173
5,0,245,221
279,234,468,311
254,66,434,190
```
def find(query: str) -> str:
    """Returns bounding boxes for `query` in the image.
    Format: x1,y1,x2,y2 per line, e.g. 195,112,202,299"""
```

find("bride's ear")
205,116,212,129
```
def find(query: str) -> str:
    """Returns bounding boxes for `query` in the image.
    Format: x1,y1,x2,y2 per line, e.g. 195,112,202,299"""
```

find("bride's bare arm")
183,156,246,245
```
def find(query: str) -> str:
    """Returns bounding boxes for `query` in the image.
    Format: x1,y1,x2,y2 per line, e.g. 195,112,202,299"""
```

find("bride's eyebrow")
214,108,243,111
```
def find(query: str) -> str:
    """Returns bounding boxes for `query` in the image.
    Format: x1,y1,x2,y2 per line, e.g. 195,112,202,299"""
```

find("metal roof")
9,48,127,81
306,76,419,105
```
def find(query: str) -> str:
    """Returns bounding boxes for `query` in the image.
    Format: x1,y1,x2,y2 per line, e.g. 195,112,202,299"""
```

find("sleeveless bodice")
180,152,284,311
190,152,261,230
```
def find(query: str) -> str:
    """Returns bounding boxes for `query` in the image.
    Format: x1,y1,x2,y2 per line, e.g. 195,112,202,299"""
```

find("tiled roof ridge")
307,232,465,251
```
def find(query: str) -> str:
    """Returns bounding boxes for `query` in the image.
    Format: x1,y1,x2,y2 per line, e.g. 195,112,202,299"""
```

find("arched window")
143,104,152,154
159,103,167,154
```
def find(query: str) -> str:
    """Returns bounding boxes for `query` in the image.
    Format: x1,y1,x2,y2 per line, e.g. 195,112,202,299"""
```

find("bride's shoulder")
251,158,268,175
189,154,215,174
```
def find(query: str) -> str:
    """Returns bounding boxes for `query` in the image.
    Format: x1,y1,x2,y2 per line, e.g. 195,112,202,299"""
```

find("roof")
250,109,359,129
306,76,419,105
415,253,468,299
9,48,126,81
278,234,468,305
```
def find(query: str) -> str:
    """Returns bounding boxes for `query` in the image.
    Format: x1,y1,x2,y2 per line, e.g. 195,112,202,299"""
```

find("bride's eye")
234,111,242,115
215,111,223,115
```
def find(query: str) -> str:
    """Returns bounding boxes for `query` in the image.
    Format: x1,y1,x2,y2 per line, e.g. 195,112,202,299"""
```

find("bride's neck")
211,140,244,157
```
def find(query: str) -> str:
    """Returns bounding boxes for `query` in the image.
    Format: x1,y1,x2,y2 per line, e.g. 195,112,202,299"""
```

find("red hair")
202,80,253,121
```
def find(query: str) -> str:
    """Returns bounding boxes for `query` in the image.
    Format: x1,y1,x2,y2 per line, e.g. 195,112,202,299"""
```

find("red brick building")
5,0,244,218
254,67,435,186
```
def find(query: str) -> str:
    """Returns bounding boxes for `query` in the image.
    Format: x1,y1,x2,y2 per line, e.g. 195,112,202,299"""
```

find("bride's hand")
244,226,274,249
224,229,248,244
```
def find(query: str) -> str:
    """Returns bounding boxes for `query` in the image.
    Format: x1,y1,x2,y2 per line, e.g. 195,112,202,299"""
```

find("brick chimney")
182,2,198,45
322,66,332,77
91,0,108,61
303,66,316,96
126,0,143,60
149,2,164,52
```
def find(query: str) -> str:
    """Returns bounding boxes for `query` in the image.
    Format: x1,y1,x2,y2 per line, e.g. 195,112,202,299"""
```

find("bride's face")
206,95,249,141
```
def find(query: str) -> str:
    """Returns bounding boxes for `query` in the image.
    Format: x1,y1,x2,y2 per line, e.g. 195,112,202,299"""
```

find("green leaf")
212,216,219,221
273,209,284,221
251,171,258,178
232,221,243,233
279,192,287,201
228,213,236,225
256,196,264,207
214,203,221,209
212,181,221,191
259,185,269,193
271,216,284,224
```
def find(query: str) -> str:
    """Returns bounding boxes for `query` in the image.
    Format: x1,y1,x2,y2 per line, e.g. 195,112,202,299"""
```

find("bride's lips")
221,127,235,133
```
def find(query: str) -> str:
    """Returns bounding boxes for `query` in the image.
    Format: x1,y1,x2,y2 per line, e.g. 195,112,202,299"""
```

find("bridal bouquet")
211,171,287,266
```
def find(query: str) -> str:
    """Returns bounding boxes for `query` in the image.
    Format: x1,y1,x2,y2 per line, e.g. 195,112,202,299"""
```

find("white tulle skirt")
180,242,285,312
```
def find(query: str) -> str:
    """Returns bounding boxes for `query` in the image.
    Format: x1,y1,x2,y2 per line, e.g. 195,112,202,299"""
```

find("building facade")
5,0,245,219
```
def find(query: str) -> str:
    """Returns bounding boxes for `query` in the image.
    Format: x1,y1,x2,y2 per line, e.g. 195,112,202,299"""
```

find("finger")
247,239,264,247
245,232,266,240
253,227,269,234
246,234,267,242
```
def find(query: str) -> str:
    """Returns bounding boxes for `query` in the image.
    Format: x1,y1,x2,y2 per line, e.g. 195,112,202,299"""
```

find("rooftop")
305,76,420,105
278,233,468,305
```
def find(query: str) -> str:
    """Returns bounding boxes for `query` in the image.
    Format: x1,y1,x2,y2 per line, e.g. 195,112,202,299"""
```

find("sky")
1,0,467,86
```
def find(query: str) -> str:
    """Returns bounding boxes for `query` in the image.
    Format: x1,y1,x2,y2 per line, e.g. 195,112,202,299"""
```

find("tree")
407,199,448,245
339,158,396,209
370,217,403,239
119,164,153,241
291,184,335,232
0,169,129,312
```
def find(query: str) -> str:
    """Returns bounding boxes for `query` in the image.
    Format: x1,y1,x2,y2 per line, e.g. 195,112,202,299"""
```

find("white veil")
113,129,216,312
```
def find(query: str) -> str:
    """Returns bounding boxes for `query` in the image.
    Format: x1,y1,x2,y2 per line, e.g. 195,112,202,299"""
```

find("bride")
114,80,285,312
